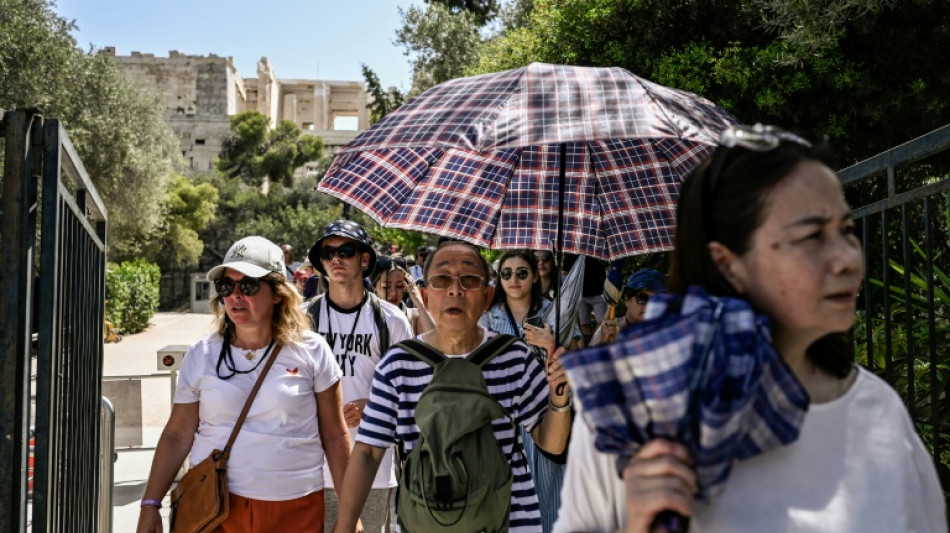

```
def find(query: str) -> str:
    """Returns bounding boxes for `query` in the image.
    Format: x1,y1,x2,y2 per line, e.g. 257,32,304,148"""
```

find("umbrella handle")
650,510,690,533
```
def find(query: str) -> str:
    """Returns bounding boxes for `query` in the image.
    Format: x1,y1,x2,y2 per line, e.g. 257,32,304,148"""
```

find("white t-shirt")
554,367,946,533
174,331,341,501
311,293,414,489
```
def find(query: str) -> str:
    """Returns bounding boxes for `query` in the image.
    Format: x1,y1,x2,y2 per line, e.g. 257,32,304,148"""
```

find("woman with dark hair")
534,251,557,299
371,257,435,335
137,236,352,533
617,126,945,532
479,249,578,533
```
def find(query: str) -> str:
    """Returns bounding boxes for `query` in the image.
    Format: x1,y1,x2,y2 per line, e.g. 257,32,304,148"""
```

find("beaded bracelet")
140,499,162,509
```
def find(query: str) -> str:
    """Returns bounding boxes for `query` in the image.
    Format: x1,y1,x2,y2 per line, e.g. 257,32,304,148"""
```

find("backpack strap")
395,339,446,368
307,293,326,330
368,292,390,355
467,334,518,367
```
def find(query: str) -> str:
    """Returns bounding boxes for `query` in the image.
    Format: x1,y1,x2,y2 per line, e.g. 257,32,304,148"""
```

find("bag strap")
467,334,517,367
216,342,283,462
368,292,390,355
307,294,326,330
395,339,445,367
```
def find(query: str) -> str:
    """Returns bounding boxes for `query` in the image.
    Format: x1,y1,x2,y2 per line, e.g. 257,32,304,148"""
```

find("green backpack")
396,334,519,533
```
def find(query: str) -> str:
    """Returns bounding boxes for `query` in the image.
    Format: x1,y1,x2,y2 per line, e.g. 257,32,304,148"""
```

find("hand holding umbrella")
562,286,809,532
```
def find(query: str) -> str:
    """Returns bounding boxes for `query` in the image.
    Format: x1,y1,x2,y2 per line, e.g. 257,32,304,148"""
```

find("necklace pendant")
245,351,255,361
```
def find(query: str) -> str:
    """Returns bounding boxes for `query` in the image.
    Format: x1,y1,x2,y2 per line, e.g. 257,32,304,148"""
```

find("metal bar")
902,205,916,412
924,198,939,462
0,108,40,533
881,210,892,384
851,178,950,218
861,219,874,372
839,123,950,185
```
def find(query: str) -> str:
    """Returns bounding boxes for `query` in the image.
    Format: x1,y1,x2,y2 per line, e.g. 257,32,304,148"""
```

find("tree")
141,174,219,270
396,3,486,96
216,111,324,187
426,0,499,26
362,64,405,125
0,0,182,259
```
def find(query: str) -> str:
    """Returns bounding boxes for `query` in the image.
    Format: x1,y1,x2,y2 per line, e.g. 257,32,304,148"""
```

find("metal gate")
0,108,108,532
840,124,950,492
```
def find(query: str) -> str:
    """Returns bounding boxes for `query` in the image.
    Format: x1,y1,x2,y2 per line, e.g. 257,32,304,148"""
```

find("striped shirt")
356,329,549,532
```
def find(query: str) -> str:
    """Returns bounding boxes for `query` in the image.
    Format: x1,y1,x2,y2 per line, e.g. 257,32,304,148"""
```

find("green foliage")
362,64,406,125
397,3,486,96
217,111,324,187
0,0,182,259
138,174,219,269
471,0,950,167
106,259,161,334
427,0,499,25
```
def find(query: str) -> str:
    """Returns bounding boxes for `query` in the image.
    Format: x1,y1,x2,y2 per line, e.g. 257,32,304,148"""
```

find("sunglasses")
215,277,269,298
376,256,407,272
319,244,358,261
534,254,552,263
426,274,485,290
499,267,531,281
624,290,651,306
706,124,812,196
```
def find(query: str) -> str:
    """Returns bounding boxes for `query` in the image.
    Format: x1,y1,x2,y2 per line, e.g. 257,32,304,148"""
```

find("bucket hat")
308,220,377,276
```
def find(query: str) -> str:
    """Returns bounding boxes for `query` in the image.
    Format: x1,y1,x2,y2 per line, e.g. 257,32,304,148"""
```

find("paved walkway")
104,312,214,533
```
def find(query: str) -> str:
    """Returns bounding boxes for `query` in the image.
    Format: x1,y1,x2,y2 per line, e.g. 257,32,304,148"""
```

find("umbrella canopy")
318,62,737,260
561,286,810,499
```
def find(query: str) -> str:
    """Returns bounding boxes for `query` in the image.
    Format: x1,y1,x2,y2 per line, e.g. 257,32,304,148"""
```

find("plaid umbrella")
317,62,737,260
561,285,810,499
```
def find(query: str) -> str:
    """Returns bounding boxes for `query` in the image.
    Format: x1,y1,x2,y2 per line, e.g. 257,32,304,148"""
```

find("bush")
106,259,161,334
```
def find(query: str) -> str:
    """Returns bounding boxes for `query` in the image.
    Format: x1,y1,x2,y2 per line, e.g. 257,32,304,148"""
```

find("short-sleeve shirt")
175,331,341,501
311,293,414,489
357,329,550,532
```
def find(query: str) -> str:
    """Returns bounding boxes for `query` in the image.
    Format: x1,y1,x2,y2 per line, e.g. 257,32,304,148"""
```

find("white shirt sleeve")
553,402,626,533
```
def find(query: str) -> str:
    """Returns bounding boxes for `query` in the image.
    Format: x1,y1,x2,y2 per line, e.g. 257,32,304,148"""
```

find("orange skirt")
211,490,324,533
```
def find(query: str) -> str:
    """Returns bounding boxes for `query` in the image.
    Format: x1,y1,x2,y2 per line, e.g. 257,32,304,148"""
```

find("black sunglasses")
376,256,407,272
623,290,651,306
534,253,552,263
215,277,269,298
499,267,531,281
319,244,358,261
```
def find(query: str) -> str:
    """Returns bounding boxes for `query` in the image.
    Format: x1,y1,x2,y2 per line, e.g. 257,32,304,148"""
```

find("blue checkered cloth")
561,285,809,499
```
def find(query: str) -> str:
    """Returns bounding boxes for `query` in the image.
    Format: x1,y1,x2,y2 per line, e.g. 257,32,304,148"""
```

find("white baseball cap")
207,236,286,281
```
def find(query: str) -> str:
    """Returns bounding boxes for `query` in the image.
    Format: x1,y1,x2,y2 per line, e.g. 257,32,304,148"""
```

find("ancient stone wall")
105,48,370,172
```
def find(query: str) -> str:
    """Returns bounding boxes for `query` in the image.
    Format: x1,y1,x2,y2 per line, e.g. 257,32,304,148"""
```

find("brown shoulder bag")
169,343,282,533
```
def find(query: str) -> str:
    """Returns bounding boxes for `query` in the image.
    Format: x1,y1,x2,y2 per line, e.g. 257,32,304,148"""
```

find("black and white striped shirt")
356,330,550,532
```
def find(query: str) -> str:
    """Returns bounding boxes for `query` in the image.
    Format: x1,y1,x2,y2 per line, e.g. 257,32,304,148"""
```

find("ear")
482,285,495,312
361,252,370,270
421,286,429,308
707,241,748,294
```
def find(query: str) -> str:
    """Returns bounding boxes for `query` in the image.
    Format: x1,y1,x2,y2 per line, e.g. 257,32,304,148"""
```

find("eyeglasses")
215,277,269,297
426,274,486,290
707,124,812,194
623,290,651,306
499,267,530,281
319,244,358,261
376,256,407,272
704,124,813,235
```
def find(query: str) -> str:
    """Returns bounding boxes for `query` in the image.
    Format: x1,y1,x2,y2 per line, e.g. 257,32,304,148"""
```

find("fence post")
0,108,42,533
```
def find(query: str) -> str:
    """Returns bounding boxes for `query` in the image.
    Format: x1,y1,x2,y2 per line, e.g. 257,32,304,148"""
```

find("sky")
55,0,422,91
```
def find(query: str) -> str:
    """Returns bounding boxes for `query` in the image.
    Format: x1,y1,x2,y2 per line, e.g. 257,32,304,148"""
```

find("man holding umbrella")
307,220,414,533
332,241,573,533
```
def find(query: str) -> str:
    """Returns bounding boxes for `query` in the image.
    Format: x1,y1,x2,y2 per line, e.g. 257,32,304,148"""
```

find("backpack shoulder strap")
368,292,390,355
307,294,326,330
467,334,518,367
395,339,446,368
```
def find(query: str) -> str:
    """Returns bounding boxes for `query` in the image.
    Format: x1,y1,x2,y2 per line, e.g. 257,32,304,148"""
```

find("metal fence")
0,108,108,532
840,124,950,490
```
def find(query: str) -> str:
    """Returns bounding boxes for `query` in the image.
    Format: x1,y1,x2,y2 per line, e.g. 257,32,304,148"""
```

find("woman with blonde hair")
136,236,352,533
